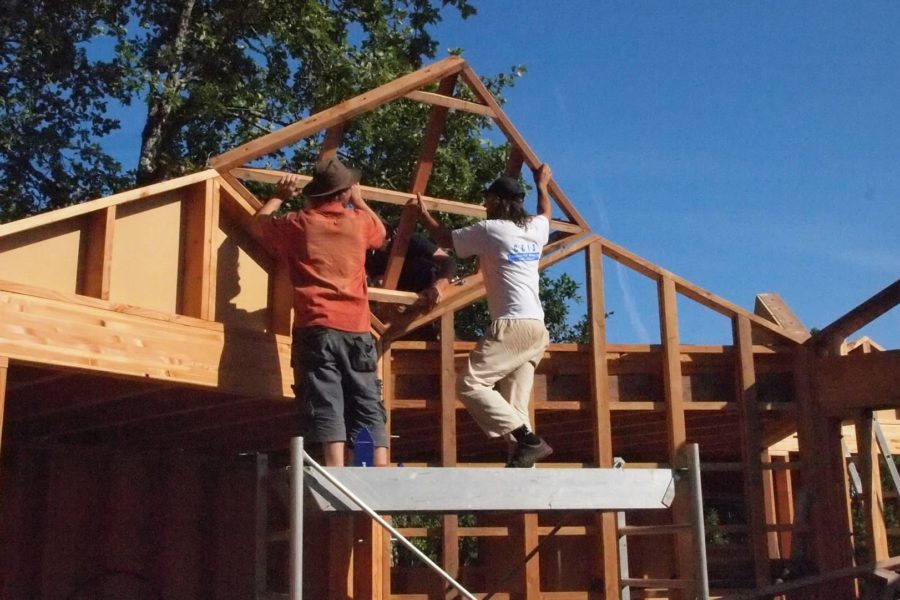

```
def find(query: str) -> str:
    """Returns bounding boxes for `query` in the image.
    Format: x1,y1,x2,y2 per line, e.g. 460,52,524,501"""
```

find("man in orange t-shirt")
253,158,386,466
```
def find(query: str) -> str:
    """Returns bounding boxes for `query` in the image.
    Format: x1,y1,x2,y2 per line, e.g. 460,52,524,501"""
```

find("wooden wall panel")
110,192,183,314
214,212,271,332
0,286,292,397
0,217,84,295
0,446,257,600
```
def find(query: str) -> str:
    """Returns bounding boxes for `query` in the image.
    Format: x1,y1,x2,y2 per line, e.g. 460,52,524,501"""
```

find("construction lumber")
0,357,6,463
734,314,772,587
585,241,620,599
809,279,900,350
720,555,900,600
856,411,891,562
80,206,116,300
209,56,466,171
753,293,810,342
403,90,495,117
306,467,675,512
383,74,457,290
319,125,344,162
458,66,589,230
386,233,597,340
658,274,694,600
602,239,807,344
0,170,218,238
815,350,900,416
229,167,583,233
0,281,292,397
180,179,218,319
368,287,419,305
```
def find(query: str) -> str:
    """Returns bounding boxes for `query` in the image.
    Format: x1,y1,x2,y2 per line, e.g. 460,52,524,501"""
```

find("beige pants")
457,319,550,438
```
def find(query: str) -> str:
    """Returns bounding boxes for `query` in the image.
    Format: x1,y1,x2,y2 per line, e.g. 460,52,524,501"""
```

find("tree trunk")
136,0,197,184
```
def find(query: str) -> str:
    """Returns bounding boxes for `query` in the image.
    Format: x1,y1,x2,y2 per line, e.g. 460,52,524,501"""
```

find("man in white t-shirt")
414,164,554,467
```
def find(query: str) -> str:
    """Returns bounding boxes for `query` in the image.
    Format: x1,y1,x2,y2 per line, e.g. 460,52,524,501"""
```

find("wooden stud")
761,453,781,559
458,66,590,230
378,339,393,599
80,206,115,300
856,410,890,562
383,75,457,291
522,512,541,600
735,314,773,587
0,357,7,465
586,241,620,598
180,179,218,319
771,455,795,558
657,274,694,599
381,205,420,291
319,125,344,163
209,56,466,172
403,90,495,117
440,312,457,467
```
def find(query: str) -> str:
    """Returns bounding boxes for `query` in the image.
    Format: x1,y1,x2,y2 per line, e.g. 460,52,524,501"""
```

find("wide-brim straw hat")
303,158,361,198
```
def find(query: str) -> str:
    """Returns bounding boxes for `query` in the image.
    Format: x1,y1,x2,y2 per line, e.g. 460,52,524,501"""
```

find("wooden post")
856,410,890,562
180,179,218,319
734,314,773,587
761,453,782,559
379,340,393,599
80,206,116,300
772,455,795,558
794,346,856,598
586,242,620,597
0,357,7,466
440,312,459,599
658,275,694,599
523,513,541,600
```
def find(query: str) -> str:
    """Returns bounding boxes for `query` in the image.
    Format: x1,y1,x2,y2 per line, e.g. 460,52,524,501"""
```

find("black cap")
484,175,525,200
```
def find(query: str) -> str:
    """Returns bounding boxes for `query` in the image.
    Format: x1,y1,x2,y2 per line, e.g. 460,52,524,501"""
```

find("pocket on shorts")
350,335,377,372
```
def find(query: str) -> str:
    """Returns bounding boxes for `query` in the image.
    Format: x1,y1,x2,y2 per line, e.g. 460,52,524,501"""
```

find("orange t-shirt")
261,201,384,333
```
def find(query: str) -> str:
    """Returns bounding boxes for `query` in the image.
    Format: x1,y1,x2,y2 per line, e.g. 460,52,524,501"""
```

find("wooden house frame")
0,56,897,599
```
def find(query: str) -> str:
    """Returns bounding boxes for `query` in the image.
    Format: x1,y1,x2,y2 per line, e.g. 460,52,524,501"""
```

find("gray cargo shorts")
291,326,387,447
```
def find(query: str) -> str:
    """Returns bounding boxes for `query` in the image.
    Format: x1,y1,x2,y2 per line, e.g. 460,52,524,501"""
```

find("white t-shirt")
452,215,550,321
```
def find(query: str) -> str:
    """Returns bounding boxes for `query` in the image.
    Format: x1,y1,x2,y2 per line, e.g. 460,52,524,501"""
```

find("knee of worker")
456,373,486,403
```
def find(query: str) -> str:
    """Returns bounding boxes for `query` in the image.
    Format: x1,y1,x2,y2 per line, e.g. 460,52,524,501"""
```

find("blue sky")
432,1,899,346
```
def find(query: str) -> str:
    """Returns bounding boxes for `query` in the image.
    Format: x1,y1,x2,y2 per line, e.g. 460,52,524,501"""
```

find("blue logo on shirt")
507,243,540,263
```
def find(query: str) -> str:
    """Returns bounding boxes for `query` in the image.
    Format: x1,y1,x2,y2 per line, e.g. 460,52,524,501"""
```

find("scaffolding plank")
306,467,675,512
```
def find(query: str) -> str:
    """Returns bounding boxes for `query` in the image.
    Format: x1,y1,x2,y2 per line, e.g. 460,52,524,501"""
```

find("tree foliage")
1,0,587,338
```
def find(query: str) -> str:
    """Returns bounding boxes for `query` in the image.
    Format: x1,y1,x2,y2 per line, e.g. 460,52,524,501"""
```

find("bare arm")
349,183,386,241
533,163,553,221
411,194,454,249
418,248,457,310
251,174,302,238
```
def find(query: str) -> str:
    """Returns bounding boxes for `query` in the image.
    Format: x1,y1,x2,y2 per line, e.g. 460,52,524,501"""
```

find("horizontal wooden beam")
369,287,419,305
230,167,583,234
0,170,218,238
817,350,900,416
0,281,292,397
209,56,467,172
403,90,495,117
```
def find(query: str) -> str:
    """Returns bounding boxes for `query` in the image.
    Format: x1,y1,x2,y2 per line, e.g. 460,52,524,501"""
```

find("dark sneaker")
506,438,553,468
